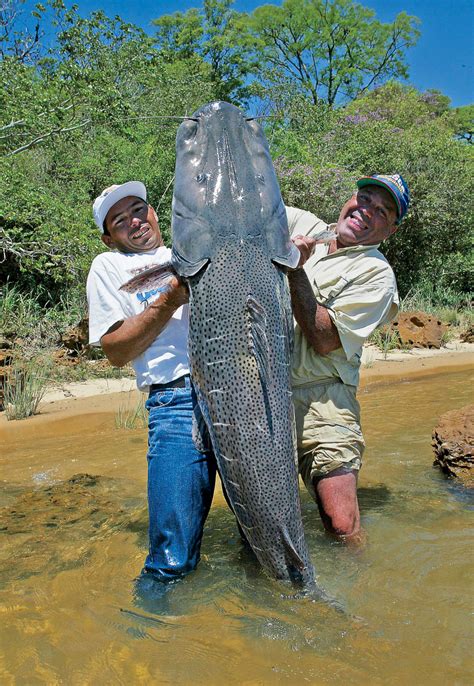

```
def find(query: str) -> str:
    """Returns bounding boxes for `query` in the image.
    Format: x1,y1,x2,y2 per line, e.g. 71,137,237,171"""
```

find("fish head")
172,101,299,275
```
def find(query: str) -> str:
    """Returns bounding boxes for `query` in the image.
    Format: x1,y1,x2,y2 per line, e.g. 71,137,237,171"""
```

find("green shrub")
272,83,474,300
0,283,87,354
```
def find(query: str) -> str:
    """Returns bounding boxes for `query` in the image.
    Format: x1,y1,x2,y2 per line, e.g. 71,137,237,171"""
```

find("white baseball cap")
92,181,147,233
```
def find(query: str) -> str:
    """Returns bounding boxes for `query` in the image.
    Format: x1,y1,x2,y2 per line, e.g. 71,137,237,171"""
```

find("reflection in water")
357,484,393,511
0,369,473,684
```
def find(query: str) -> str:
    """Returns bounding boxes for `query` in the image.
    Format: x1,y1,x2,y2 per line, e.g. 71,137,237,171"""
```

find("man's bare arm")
287,268,341,356
101,277,188,367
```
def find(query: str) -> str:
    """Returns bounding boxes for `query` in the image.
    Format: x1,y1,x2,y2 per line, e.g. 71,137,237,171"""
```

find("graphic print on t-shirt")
136,287,165,308
126,262,170,309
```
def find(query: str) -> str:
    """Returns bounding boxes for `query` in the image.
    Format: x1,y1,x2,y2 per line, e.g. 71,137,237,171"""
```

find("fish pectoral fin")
119,262,176,294
171,246,210,278
271,242,301,270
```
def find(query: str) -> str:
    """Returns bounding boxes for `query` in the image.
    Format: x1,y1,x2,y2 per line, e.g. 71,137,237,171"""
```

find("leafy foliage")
0,0,471,333
154,0,251,103
453,104,474,144
269,83,473,297
0,1,218,300
244,0,420,108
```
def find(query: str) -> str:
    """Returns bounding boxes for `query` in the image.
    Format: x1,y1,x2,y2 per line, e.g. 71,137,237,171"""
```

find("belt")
149,375,189,392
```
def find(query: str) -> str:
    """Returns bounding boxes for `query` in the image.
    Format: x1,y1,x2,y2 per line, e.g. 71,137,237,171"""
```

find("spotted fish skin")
171,101,314,585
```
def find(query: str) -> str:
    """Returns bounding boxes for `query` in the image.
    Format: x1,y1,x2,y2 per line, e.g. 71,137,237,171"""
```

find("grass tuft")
115,393,148,430
3,361,50,420
368,327,401,359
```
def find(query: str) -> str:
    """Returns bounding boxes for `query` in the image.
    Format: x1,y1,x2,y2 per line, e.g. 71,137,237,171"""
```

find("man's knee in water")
313,467,360,538
321,507,359,538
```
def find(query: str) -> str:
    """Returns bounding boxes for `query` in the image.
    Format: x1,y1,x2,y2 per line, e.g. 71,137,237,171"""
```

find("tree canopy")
154,0,420,109
245,0,419,107
153,0,250,103
0,0,472,309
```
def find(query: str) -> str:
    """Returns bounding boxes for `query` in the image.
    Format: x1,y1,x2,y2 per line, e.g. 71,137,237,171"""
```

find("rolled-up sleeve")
307,247,399,361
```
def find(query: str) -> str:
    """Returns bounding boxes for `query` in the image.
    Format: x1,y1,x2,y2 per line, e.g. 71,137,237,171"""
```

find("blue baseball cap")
356,174,410,224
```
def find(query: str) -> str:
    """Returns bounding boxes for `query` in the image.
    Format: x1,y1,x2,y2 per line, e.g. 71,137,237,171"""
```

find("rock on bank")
432,404,474,486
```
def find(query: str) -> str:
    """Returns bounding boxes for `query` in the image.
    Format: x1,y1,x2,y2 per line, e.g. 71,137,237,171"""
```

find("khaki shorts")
292,380,365,495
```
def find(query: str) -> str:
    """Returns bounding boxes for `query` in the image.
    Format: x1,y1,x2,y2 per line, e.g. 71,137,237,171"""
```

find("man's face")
102,196,163,254
336,185,398,248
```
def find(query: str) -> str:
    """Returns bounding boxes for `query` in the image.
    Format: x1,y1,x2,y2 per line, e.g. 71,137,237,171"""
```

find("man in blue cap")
287,174,410,543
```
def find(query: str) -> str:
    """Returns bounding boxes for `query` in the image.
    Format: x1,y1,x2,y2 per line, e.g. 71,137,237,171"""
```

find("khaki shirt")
286,206,399,388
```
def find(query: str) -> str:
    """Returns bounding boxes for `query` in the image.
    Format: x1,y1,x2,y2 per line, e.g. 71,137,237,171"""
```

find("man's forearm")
101,281,188,367
288,269,341,356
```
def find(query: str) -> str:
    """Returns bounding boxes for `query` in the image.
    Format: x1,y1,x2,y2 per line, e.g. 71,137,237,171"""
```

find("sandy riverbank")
1,341,473,433
358,340,474,388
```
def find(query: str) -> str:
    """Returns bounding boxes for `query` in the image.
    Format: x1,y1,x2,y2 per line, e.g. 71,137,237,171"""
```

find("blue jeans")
143,376,216,581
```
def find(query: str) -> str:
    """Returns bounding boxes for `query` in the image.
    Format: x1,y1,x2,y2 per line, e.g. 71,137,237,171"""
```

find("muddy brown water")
1,369,473,685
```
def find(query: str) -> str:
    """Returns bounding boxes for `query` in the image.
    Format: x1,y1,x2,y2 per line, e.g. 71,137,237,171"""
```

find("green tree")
153,0,251,103
244,0,420,108
0,2,156,158
0,2,219,299
0,0,43,64
270,83,473,298
453,104,474,144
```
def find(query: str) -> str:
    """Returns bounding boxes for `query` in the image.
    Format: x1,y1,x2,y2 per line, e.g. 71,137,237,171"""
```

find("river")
1,368,472,684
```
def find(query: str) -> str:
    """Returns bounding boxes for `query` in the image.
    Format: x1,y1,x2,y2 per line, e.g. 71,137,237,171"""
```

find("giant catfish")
171,101,314,585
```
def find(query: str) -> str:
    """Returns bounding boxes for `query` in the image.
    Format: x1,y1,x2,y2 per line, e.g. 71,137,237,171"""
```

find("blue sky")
26,0,474,107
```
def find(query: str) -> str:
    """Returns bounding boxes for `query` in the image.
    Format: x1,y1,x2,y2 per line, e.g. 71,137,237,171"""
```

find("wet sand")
359,342,474,388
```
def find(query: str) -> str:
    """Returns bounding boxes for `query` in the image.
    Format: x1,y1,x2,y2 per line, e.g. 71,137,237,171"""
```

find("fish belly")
188,240,314,584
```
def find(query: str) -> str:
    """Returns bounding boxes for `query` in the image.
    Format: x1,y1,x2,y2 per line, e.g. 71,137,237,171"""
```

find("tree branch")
5,118,91,157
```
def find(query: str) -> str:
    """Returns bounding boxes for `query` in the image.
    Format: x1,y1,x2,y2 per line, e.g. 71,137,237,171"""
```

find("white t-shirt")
86,246,189,390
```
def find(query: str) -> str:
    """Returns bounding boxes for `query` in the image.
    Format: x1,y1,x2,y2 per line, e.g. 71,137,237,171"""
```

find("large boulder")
432,404,474,485
389,311,447,348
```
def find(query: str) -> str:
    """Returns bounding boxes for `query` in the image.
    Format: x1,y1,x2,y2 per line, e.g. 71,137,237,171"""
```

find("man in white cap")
87,182,216,588
288,174,410,543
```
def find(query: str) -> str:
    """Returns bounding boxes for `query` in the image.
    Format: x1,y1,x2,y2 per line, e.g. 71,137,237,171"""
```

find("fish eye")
179,119,198,141
196,173,207,183
247,119,260,134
